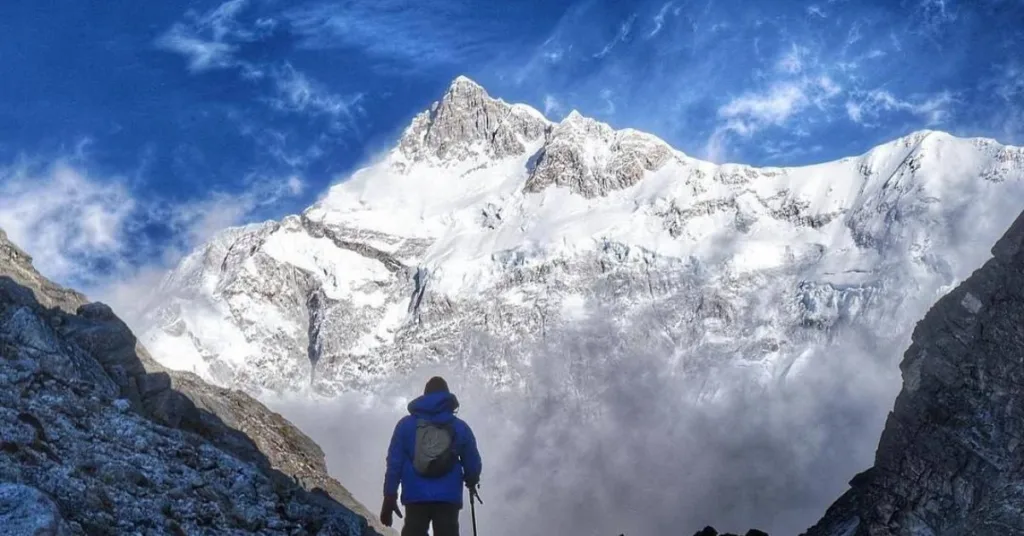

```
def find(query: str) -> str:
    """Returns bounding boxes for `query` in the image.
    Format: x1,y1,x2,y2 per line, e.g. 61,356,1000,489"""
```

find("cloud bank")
270,304,907,535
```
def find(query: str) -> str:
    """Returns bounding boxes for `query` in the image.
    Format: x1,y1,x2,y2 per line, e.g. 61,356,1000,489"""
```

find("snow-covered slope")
137,76,1024,397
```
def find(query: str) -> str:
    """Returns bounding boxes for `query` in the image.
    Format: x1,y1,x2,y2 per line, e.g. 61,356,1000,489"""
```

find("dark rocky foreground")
798,210,1024,535
0,227,388,535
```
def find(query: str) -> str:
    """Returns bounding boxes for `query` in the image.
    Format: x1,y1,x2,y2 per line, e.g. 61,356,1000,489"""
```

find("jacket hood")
407,391,460,423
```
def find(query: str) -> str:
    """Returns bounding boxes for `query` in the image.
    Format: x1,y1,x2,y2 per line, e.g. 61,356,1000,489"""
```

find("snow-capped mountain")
137,76,1024,397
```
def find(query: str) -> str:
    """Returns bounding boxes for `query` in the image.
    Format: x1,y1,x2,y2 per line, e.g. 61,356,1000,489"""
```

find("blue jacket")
383,391,482,506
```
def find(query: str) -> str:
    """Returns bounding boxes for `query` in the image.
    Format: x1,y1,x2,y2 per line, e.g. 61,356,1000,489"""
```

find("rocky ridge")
798,209,1024,534
0,228,386,535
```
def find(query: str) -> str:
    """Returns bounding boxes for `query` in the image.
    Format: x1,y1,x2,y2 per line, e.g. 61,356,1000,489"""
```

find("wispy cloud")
599,88,617,115
648,2,675,38
264,64,365,130
544,94,563,117
283,0,525,69
991,63,1024,141
915,0,959,29
776,44,812,74
595,14,638,58
706,41,845,162
845,89,955,126
807,5,827,18
717,76,842,136
158,1,364,135
720,83,810,134
154,0,266,73
155,28,238,73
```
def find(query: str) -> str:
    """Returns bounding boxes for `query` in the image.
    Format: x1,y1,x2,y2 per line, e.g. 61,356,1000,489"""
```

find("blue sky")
0,0,1022,294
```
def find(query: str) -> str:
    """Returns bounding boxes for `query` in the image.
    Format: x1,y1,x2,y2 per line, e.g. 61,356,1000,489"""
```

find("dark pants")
401,502,461,536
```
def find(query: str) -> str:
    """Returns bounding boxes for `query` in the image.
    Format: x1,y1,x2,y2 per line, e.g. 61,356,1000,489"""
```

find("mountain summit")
135,77,1024,397
397,75,548,164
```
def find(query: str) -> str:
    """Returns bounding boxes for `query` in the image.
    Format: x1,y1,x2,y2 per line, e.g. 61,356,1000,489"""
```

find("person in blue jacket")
380,376,482,536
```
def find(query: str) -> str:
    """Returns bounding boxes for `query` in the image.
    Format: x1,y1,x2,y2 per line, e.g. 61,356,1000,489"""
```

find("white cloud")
543,94,563,117
648,2,675,38
719,43,841,138
265,64,364,126
845,100,865,123
845,89,955,126
0,162,136,284
0,154,307,312
846,22,863,47
807,5,827,18
600,88,616,115
287,175,305,196
719,83,809,135
154,0,258,73
155,26,238,73
542,49,564,63
710,73,843,162
157,3,363,134
776,44,811,74
203,0,252,41
594,14,637,58
991,64,1024,141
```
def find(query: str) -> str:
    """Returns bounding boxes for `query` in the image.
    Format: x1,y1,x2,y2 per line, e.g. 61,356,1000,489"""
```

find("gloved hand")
380,495,403,527
465,478,482,504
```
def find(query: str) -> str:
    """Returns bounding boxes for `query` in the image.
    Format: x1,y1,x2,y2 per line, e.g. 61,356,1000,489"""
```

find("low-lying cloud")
270,308,906,536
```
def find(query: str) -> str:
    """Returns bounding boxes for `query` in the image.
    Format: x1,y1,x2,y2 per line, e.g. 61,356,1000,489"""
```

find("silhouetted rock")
803,209,1024,535
691,526,770,536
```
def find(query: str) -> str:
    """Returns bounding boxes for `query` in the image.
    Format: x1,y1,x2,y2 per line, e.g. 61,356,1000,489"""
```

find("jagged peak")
563,109,585,122
432,75,493,113
393,77,1022,196
396,76,549,164
444,75,486,96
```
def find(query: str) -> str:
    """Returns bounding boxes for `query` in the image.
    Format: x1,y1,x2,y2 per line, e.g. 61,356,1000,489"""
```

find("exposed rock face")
398,76,549,164
524,111,675,198
0,230,386,535
0,483,68,535
802,209,1024,535
396,76,676,199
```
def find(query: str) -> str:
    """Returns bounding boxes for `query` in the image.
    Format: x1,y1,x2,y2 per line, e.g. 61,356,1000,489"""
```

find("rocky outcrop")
0,229,387,535
802,208,1024,535
0,483,68,535
397,76,677,197
397,76,549,164
524,111,675,198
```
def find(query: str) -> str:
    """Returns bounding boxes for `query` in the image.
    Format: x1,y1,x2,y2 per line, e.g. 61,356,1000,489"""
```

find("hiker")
380,376,483,536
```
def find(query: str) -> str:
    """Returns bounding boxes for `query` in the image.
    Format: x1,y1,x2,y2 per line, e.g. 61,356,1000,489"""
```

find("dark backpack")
412,419,457,478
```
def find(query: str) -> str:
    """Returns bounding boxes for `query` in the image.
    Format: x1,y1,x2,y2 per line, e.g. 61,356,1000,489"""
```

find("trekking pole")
469,485,482,536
